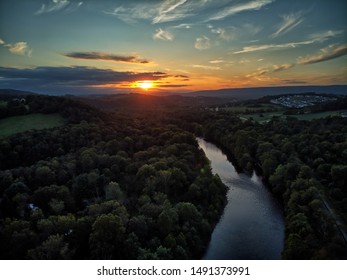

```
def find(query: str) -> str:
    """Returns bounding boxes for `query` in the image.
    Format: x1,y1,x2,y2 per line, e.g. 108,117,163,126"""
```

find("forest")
0,94,226,259
0,92,346,259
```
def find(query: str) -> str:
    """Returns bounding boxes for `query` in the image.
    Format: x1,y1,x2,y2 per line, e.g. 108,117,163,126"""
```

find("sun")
137,80,153,90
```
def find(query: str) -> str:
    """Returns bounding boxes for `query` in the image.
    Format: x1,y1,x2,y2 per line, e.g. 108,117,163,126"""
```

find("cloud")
273,64,295,72
106,0,212,25
246,68,269,77
309,30,344,43
172,23,192,29
209,59,224,64
35,0,83,15
0,38,32,56
0,66,169,89
195,36,211,50
174,74,190,81
153,29,174,41
208,23,261,43
64,52,149,63
233,30,343,54
282,79,307,85
298,44,347,65
157,84,190,88
209,0,274,21
152,0,188,24
211,27,237,41
234,43,297,54
271,12,304,38
192,64,221,70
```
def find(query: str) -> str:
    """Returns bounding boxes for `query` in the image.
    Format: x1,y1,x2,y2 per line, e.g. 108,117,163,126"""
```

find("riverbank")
198,138,284,260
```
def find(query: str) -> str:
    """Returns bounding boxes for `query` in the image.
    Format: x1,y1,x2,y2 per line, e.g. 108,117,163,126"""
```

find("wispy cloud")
35,0,83,15
153,28,174,41
211,27,237,41
192,64,221,70
271,12,304,38
245,68,272,81
209,0,274,21
0,38,32,56
234,43,300,54
172,23,192,29
249,43,347,77
64,52,149,63
309,30,344,43
273,64,295,72
153,0,188,24
298,43,347,64
234,30,344,54
195,36,211,50
209,59,225,64
208,23,261,43
106,0,212,25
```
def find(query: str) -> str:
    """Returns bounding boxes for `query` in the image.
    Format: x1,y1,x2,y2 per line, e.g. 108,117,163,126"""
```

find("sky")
0,0,346,95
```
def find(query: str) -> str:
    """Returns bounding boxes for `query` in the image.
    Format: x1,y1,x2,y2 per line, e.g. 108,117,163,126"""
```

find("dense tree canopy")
0,95,226,259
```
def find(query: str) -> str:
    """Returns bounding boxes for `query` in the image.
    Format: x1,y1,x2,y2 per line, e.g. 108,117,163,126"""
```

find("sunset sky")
0,0,346,95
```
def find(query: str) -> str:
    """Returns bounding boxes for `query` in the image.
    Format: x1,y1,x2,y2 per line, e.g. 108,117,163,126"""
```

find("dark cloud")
174,74,189,79
0,66,168,93
65,52,150,64
157,84,191,88
282,79,308,84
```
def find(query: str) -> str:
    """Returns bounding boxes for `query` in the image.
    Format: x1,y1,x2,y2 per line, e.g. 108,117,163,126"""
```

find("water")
197,138,284,260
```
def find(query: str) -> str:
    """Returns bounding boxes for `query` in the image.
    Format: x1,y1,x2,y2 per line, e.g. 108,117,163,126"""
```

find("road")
319,194,347,244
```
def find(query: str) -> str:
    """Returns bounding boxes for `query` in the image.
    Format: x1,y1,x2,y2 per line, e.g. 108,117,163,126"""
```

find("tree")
1,218,36,259
331,165,347,190
89,214,126,259
158,208,178,236
35,165,55,186
27,234,74,260
104,181,123,201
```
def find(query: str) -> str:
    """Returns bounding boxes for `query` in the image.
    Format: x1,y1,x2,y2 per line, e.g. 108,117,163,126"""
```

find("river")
197,138,285,260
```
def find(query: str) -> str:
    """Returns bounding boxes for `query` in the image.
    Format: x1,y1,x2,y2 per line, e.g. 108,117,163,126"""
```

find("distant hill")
0,89,37,97
187,85,347,100
0,89,37,100
76,93,232,111
2,85,347,104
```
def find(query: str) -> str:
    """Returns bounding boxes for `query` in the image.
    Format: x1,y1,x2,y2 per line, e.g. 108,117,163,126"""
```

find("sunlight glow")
136,80,154,90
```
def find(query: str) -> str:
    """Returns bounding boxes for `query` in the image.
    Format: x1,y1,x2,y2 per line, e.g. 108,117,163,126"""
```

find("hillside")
187,85,347,100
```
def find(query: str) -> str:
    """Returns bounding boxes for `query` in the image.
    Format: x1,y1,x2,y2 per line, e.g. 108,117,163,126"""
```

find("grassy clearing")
290,110,344,121
241,110,345,123
0,101,7,108
0,113,65,137
241,111,283,123
224,103,283,114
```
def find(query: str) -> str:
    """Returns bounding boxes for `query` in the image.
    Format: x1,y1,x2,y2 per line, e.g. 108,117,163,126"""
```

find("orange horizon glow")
131,80,154,90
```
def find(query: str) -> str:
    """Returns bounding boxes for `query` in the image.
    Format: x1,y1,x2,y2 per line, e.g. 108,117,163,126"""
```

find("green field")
241,110,345,123
0,113,65,137
224,103,283,113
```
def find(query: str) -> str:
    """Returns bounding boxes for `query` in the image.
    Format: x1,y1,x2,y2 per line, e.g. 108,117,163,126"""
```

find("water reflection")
198,138,284,260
